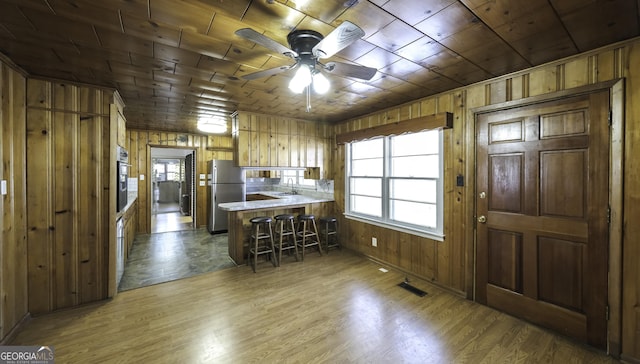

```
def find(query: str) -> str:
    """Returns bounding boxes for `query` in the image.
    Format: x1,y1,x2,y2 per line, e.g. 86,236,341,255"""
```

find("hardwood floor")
152,202,193,233
11,249,617,363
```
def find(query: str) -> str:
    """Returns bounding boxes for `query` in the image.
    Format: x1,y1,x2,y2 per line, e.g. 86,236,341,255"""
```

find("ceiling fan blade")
241,65,293,80
312,21,365,59
235,28,298,58
324,61,377,80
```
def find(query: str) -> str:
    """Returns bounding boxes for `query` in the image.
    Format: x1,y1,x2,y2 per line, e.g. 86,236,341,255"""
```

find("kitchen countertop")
218,191,334,212
117,191,138,219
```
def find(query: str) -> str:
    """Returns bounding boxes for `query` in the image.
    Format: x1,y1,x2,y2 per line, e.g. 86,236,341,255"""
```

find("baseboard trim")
352,249,468,298
1,313,32,345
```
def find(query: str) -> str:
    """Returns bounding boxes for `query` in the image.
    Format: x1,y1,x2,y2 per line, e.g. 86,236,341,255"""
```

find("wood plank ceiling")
0,0,638,132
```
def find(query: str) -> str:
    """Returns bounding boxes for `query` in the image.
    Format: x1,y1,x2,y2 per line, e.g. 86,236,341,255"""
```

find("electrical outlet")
372,237,377,247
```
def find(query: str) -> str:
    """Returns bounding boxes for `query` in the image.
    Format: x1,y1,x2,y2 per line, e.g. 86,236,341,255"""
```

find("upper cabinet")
232,111,332,178
112,91,126,147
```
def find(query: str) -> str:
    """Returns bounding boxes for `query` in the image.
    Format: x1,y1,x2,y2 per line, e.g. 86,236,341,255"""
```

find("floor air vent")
398,281,427,297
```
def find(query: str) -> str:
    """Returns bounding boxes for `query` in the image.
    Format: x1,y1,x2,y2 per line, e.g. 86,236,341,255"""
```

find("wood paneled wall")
333,92,466,293
25,79,113,315
333,39,640,359
0,59,28,342
125,130,233,233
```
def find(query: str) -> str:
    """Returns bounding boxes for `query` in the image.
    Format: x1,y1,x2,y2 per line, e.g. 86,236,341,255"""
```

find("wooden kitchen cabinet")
232,111,332,177
122,199,138,259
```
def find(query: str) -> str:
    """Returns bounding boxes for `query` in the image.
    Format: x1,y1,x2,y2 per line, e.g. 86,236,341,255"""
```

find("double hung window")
345,130,444,240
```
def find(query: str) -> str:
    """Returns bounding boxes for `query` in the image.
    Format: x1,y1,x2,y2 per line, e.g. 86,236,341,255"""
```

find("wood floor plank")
11,249,617,363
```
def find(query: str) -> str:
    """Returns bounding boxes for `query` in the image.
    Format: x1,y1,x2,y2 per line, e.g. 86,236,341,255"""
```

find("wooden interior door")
475,91,610,348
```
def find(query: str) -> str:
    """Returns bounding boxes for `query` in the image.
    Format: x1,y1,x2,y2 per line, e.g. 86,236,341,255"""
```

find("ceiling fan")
235,21,377,111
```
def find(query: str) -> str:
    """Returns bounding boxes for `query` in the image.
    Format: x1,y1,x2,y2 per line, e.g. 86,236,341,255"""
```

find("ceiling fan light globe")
313,72,330,94
289,65,312,94
288,80,306,94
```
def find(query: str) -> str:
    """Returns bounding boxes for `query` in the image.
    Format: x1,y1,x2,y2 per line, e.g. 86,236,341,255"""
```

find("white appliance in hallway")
207,160,245,234
116,216,124,287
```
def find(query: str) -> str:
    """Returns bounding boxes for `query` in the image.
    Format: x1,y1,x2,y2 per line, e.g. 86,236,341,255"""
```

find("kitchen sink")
271,191,298,196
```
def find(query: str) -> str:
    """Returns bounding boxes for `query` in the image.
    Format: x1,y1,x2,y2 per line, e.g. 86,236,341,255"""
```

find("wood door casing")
475,91,610,349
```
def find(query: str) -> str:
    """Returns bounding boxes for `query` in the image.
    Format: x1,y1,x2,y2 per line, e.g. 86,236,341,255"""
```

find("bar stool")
319,216,339,252
247,216,277,272
296,214,322,260
274,214,299,265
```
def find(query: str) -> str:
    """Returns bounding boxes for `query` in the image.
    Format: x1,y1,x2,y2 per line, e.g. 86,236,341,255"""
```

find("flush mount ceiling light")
235,21,376,112
197,117,227,134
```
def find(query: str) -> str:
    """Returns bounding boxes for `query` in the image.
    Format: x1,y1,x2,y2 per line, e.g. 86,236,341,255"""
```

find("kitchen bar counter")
218,191,334,265
218,191,333,212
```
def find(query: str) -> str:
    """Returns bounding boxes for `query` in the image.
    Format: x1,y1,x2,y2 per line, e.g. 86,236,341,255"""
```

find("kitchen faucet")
287,178,297,194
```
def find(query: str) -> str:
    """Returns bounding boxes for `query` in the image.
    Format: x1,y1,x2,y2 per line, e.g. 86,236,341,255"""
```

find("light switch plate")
139,174,145,181
199,174,206,180
1,180,6,195
199,181,206,186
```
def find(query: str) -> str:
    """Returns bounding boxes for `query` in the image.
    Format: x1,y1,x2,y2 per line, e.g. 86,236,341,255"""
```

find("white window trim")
344,131,445,241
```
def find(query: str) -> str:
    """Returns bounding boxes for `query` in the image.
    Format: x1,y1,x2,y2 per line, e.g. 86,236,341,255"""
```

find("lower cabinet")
123,200,138,261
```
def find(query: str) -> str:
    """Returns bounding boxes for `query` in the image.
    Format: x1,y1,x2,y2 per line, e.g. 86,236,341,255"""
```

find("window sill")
344,213,445,242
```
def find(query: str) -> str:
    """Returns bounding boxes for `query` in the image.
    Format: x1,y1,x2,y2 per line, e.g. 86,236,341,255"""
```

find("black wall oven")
117,146,129,212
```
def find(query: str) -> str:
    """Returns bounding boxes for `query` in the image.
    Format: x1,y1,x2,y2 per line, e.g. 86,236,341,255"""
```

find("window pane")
351,195,382,217
391,130,439,156
351,158,383,176
351,177,381,197
352,138,383,159
390,179,436,203
390,155,439,177
390,200,436,228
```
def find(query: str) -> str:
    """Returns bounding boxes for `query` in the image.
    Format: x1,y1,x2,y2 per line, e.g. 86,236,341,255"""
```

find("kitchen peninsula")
218,191,334,264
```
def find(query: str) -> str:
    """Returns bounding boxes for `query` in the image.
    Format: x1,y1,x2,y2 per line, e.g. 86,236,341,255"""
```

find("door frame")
146,145,198,232
464,79,624,355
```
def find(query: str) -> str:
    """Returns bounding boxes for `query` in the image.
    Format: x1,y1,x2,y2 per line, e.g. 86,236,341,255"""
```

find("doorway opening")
150,147,196,233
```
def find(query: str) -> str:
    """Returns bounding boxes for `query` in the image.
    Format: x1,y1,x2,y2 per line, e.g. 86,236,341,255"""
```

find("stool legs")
275,216,299,265
248,218,276,272
296,217,322,261
320,218,339,252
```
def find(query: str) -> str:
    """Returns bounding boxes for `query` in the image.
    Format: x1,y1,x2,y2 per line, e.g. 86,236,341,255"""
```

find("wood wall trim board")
0,313,31,346
608,79,625,357
1,63,29,342
469,79,620,115
335,112,453,144
622,42,640,359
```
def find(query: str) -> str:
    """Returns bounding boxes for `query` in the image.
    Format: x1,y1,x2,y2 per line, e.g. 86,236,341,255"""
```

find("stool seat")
319,217,337,223
250,216,273,224
298,214,315,220
275,214,295,221
247,216,277,272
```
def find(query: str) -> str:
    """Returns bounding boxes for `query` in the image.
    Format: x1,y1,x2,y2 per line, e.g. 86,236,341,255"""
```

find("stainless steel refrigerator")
207,160,245,234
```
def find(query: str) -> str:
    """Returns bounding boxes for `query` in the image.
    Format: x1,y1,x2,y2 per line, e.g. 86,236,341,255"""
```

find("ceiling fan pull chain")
306,85,312,112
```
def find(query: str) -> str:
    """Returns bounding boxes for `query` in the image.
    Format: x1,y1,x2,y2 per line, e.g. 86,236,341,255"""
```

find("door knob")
477,215,487,223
